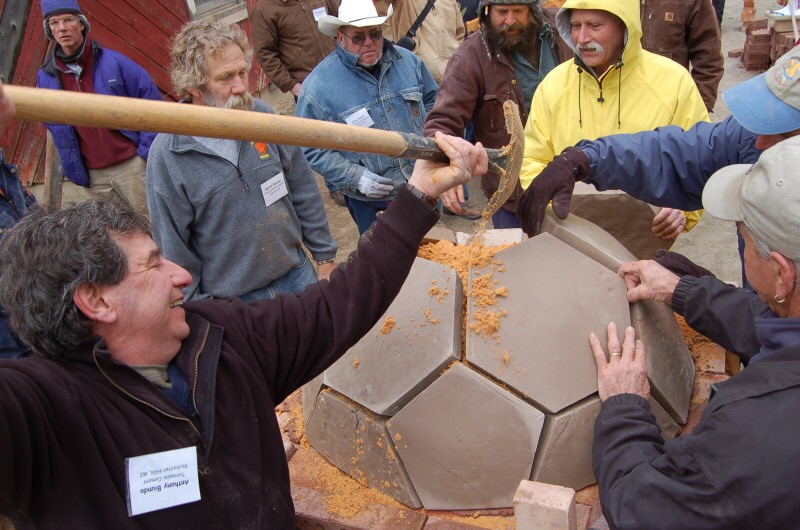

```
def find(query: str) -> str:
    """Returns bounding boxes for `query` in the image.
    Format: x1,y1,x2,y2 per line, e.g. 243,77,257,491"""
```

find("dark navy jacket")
37,40,162,187
0,150,35,358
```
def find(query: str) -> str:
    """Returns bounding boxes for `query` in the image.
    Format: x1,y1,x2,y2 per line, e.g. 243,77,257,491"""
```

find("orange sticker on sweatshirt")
252,142,270,159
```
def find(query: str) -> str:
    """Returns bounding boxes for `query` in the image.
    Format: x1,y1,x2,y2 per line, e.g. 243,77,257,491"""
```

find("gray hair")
170,19,253,101
745,223,800,290
0,201,151,359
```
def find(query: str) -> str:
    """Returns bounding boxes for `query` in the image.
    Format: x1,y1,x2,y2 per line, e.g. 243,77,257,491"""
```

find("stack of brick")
743,21,772,71
742,0,757,28
772,30,797,63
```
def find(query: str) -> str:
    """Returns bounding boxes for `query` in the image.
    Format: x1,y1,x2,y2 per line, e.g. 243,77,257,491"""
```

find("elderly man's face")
570,9,626,74
48,13,85,55
338,25,384,68
191,43,254,110
100,232,193,365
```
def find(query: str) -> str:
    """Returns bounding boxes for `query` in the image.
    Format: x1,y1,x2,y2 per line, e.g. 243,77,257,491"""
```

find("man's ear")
73,283,117,324
187,86,203,104
772,251,797,301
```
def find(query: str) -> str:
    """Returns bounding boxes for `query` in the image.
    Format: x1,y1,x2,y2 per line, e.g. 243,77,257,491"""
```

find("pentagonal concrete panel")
630,300,695,424
570,183,671,260
388,363,545,510
305,389,422,508
324,258,463,416
301,373,324,427
541,208,637,273
467,233,631,413
649,397,681,440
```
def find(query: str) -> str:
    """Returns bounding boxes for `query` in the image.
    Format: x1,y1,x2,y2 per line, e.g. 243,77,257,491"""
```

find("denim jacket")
0,150,35,358
297,40,438,200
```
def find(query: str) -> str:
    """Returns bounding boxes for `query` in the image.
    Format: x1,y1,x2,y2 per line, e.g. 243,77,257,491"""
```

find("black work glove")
518,146,592,237
654,249,716,278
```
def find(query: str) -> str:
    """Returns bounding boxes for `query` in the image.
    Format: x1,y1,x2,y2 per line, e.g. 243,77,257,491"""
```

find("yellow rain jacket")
520,0,709,230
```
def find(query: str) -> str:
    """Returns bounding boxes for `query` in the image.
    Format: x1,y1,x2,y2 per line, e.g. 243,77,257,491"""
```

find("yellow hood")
555,0,642,76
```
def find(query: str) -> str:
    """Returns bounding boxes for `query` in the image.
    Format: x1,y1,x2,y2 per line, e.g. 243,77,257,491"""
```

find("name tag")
313,6,327,20
344,107,375,128
126,446,201,516
261,172,289,208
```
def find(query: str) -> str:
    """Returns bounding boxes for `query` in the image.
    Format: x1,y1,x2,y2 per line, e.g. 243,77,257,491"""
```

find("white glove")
357,169,394,199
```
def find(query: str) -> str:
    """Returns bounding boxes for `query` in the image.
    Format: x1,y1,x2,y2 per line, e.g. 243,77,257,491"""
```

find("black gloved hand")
654,249,716,278
518,146,592,237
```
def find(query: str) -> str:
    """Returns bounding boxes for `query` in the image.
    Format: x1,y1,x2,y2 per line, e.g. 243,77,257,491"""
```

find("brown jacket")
252,0,340,93
424,9,570,212
384,0,466,83
640,0,723,112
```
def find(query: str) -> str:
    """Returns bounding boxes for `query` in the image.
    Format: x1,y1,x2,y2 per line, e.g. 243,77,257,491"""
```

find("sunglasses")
341,29,383,45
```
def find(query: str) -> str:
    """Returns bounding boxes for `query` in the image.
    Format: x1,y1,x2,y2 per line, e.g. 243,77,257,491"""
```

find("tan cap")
702,136,800,261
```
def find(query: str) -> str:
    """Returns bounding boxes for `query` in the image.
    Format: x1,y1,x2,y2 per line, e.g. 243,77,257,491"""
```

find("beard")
485,18,539,56
201,89,254,111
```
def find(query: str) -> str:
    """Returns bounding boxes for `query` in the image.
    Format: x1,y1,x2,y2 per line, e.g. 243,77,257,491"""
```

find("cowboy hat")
318,0,394,37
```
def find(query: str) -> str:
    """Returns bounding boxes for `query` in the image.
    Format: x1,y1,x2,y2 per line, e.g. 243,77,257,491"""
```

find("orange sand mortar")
381,316,396,334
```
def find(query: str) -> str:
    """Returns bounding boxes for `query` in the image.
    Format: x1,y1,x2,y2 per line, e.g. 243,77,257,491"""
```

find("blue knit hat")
41,0,83,17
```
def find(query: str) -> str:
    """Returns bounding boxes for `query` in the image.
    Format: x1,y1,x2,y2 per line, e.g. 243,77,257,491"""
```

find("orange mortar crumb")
380,316,396,334
353,356,360,369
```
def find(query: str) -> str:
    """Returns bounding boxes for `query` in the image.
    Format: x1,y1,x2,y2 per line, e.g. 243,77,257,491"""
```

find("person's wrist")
404,182,438,208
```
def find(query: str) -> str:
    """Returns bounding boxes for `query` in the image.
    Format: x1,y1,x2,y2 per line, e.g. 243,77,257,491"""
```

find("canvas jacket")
384,0,466,83
147,100,337,300
579,116,762,212
252,0,339,92
37,40,162,187
521,0,710,229
594,275,800,529
424,9,569,212
297,41,438,200
0,186,438,529
0,151,34,359
640,0,724,112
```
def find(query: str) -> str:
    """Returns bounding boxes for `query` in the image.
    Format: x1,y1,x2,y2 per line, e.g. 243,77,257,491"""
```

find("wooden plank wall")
1,0,266,186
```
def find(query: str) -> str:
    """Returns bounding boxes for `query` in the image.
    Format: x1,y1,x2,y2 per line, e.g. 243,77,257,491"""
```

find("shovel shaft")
5,85,449,162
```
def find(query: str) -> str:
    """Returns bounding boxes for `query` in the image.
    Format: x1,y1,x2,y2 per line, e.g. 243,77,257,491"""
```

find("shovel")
4,85,524,219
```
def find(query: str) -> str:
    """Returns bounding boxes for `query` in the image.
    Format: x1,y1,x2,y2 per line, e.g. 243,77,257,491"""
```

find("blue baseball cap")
723,44,800,136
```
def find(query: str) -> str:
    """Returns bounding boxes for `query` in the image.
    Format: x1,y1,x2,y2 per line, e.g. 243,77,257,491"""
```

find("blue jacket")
297,40,438,200
580,116,762,211
37,40,162,187
0,150,35,359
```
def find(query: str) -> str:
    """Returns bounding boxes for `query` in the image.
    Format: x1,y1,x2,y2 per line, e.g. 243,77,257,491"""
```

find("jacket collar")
334,38,400,74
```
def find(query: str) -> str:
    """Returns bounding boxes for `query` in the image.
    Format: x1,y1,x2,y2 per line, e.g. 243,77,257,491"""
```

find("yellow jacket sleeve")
520,87,556,190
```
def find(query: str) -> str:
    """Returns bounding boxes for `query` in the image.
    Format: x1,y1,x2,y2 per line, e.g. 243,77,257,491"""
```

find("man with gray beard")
146,20,338,301
424,0,570,228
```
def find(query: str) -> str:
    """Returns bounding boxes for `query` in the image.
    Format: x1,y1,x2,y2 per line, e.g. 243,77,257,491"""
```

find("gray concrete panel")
570,183,671,260
530,396,601,490
302,373,325,427
323,258,463,416
541,208,637,273
630,300,695,424
388,363,545,510
305,389,422,508
649,397,681,440
467,234,631,413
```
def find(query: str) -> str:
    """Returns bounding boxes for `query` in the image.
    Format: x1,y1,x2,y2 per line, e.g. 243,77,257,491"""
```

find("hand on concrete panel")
618,260,680,304
357,169,394,198
590,322,650,402
651,208,687,240
518,146,591,237
0,81,15,138
408,132,488,198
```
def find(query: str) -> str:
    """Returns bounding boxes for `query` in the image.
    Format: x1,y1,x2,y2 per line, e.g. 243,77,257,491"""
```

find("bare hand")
439,185,466,213
316,261,335,281
290,83,302,97
408,132,488,198
0,81,15,138
618,260,680,303
590,322,650,402
652,208,686,240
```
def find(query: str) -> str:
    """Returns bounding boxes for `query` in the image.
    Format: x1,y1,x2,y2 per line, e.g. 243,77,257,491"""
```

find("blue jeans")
491,208,522,229
238,247,317,301
344,196,392,235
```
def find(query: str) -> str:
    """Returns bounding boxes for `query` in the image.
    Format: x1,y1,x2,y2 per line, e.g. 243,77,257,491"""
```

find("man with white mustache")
146,20,338,302
520,0,709,254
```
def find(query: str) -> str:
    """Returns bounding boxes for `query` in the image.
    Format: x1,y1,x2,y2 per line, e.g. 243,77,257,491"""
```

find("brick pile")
743,20,772,71
742,0,757,27
771,30,797,62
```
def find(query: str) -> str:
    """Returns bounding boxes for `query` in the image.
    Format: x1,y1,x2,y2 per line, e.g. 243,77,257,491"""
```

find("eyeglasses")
341,29,383,45
48,16,79,29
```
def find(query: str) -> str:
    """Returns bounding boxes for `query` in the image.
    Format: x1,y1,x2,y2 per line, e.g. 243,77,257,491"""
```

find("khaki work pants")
61,155,149,219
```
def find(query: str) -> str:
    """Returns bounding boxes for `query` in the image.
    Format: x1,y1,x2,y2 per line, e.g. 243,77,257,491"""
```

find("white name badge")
312,6,327,20
261,172,289,208
344,107,375,128
126,446,202,517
